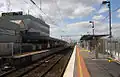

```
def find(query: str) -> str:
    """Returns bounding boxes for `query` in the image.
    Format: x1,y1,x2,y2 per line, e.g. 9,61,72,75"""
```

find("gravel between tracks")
23,48,73,77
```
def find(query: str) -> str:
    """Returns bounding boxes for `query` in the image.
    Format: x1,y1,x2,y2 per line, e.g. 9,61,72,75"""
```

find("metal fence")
0,43,14,56
0,43,37,57
95,38,120,60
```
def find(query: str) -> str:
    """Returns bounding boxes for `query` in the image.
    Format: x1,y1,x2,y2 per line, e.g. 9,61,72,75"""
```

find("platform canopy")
80,34,109,40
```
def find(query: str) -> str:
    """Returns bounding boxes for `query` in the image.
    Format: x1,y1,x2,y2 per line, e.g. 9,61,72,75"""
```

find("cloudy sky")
0,0,120,41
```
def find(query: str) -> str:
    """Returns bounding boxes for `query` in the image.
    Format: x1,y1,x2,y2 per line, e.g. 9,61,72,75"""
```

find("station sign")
2,11,23,16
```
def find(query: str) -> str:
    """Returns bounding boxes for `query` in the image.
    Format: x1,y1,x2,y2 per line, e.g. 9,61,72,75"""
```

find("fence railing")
95,38,120,60
0,43,38,57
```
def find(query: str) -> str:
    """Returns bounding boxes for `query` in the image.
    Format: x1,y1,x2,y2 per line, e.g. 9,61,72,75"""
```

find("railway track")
0,51,56,77
23,48,72,77
41,48,72,77
2,47,73,77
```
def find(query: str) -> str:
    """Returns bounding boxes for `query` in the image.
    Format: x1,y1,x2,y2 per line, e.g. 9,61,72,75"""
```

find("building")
0,12,50,43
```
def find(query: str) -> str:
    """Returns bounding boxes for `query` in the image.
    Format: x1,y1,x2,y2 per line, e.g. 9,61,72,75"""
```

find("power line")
99,6,120,22
23,0,41,17
30,0,58,26
30,0,36,5
112,6,120,12
98,4,103,12
100,14,109,22
90,4,108,25
92,4,103,16
30,0,43,19
40,9,58,25
40,0,42,10
54,0,64,26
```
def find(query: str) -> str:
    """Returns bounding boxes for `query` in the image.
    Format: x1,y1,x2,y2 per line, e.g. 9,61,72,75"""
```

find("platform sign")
2,11,23,17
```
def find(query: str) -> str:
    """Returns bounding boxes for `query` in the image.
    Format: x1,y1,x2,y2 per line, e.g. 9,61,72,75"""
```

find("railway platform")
63,45,120,77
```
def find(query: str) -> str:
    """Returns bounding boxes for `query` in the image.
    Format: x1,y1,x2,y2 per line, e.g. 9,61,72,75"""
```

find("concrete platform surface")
63,45,120,77
63,45,90,77
80,48,120,77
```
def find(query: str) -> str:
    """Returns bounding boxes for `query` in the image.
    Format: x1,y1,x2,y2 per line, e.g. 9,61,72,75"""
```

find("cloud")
94,22,120,37
51,21,120,36
50,20,115,40
37,0,103,23
117,9,120,18
92,15,104,20
66,21,90,28
117,9,120,13
0,3,4,8
98,6,109,14
50,20,107,37
41,1,96,21
112,23,120,37
50,21,91,39
72,4,95,18
117,14,120,18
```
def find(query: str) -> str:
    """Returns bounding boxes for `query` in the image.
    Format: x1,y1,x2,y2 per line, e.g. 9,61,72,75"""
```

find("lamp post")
89,21,95,37
102,1,112,38
89,21,98,58
102,1,112,57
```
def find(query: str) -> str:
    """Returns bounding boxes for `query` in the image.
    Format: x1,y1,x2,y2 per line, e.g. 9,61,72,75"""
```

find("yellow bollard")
108,60,112,62
107,57,114,63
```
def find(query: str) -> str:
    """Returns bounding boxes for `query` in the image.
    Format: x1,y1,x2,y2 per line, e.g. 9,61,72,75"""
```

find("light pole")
102,1,112,38
61,36,62,40
89,21,98,58
102,1,112,57
89,21,95,37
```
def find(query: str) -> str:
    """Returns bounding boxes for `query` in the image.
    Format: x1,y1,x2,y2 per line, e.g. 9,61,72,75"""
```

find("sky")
0,0,120,41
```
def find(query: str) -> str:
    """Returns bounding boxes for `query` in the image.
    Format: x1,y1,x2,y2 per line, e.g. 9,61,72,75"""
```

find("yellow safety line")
80,48,90,52
76,47,83,77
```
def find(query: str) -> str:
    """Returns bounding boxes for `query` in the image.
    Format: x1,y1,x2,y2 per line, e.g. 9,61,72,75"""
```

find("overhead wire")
112,6,120,12
93,3,108,23
40,0,41,10
54,0,64,26
92,4,103,16
90,3,120,35
23,0,42,17
30,0,58,26
92,3,110,22
91,4,109,34
100,14,109,22
99,6,120,22
94,4,120,33
24,0,57,25
90,4,109,27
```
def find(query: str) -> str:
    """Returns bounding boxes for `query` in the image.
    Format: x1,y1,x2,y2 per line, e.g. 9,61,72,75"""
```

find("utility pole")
40,0,42,10
108,2,112,38
102,1,112,57
6,0,11,12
